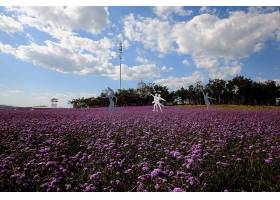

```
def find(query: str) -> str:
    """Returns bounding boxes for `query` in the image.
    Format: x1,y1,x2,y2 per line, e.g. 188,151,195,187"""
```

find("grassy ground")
177,104,280,110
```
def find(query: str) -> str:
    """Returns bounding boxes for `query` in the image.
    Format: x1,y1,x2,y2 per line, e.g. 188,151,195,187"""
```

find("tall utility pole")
119,42,123,91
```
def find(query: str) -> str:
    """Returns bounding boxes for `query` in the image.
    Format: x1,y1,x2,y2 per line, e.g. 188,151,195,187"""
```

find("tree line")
69,76,280,108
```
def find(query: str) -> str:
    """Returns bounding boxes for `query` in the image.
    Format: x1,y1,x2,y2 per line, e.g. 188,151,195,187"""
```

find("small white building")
174,96,183,105
276,98,280,106
51,98,59,108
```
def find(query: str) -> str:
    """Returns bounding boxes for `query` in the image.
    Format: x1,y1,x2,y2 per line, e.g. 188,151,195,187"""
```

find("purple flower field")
0,107,279,192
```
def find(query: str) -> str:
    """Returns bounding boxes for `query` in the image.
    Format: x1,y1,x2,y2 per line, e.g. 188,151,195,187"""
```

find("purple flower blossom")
0,107,279,191
142,166,149,172
89,172,101,180
65,184,71,190
173,187,185,192
188,176,195,186
125,169,132,174
264,158,273,164
150,168,163,177
171,150,181,158
155,183,160,190
186,158,194,169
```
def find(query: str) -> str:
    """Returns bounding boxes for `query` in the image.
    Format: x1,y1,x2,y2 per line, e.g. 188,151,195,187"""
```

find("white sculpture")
202,90,215,110
106,87,117,111
151,93,166,112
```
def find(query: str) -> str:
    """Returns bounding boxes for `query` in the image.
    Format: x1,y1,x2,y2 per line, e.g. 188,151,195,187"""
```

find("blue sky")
0,6,280,107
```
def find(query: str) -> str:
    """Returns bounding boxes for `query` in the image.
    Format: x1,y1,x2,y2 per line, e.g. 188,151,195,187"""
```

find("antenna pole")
119,42,123,91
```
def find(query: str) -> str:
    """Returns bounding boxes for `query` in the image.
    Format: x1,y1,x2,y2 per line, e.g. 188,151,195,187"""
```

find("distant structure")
51,98,59,108
32,105,48,109
276,97,280,106
174,96,183,105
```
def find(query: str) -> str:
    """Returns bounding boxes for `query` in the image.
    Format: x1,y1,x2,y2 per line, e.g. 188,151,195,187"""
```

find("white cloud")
123,14,174,54
275,80,280,87
136,55,149,64
1,7,142,81
247,7,279,14
0,14,23,34
7,7,110,37
161,66,173,72
108,63,167,81
1,7,280,83
199,6,217,15
182,59,190,66
192,54,218,70
155,71,205,90
253,77,280,87
124,10,280,79
253,42,265,52
0,42,16,54
254,76,267,83
1,32,173,82
0,8,173,81
173,11,280,59
0,37,169,81
0,35,116,75
136,50,173,70
153,6,192,19
25,33,34,41
133,54,173,79
192,54,241,79
276,30,280,41
172,11,280,78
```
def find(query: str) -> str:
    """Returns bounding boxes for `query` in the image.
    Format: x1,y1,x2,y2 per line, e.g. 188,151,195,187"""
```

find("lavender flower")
0,107,279,191
173,187,185,192
150,168,163,177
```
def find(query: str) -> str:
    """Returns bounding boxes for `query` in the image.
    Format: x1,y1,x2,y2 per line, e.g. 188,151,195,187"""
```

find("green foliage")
69,76,280,108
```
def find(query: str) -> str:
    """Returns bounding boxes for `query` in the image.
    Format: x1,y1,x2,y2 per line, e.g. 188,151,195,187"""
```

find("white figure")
202,91,215,110
106,87,117,111
151,93,158,111
151,93,166,112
